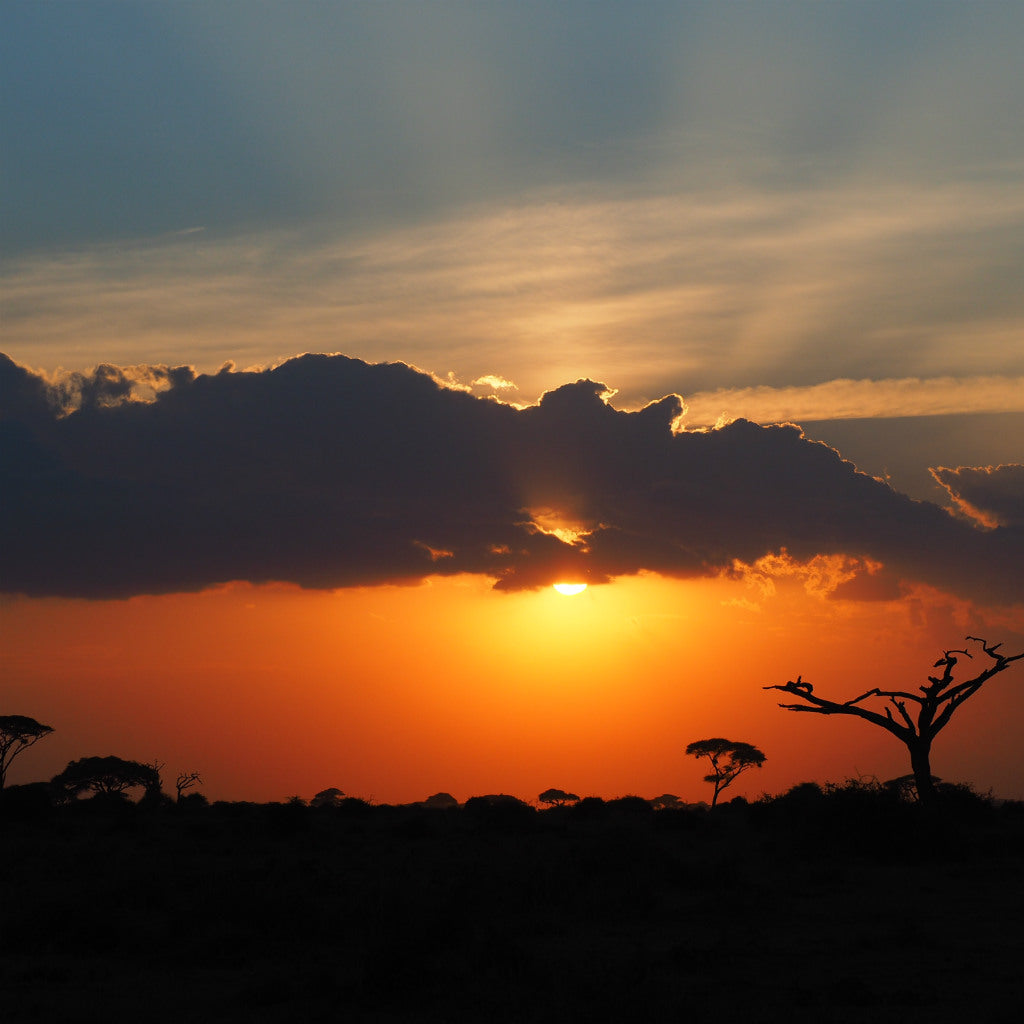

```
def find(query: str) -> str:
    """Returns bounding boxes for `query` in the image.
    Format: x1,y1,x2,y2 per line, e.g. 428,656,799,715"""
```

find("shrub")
463,794,536,831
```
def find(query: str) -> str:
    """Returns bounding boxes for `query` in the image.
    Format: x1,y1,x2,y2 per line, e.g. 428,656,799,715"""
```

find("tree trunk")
909,741,936,807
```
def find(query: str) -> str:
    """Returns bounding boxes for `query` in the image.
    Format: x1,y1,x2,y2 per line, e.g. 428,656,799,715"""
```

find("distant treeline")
2,775,1019,831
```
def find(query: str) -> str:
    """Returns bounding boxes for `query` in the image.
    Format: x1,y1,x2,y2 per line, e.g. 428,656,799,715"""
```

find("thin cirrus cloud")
680,377,1024,429
2,352,1021,607
3,180,1024,410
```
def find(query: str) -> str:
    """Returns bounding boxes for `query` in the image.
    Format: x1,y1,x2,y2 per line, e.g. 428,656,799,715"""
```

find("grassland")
2,787,1023,1022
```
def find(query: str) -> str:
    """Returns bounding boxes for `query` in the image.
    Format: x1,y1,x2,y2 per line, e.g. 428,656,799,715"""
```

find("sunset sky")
3,1,1023,804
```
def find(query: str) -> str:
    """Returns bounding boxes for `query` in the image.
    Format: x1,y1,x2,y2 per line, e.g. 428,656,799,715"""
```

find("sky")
2,1,1023,804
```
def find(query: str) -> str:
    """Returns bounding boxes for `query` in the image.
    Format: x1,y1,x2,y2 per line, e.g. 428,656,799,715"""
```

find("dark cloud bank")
2,352,1022,605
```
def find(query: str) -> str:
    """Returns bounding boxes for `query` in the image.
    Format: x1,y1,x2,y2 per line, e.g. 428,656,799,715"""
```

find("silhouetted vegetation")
310,786,345,807
174,769,202,802
649,793,684,809
766,636,1024,807
463,793,537,831
0,714,54,789
686,737,767,806
51,755,163,803
538,787,580,806
3,779,1024,1023
421,791,458,809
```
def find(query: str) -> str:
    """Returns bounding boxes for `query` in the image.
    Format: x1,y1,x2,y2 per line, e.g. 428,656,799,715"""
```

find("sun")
553,583,587,596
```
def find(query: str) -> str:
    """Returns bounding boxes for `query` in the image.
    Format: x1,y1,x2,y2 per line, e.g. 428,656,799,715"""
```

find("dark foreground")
3,787,1024,1023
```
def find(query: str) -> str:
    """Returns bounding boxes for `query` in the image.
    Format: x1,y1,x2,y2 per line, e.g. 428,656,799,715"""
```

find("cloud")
728,551,884,602
4,178,1024,409
679,376,1024,428
931,464,1024,529
2,352,1021,606
472,375,517,394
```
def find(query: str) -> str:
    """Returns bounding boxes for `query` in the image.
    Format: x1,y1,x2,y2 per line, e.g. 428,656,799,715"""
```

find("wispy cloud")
4,177,1024,411
679,376,1024,428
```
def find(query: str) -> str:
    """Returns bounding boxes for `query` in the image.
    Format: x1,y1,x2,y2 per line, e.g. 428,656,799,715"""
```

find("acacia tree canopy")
538,788,581,807
764,636,1024,807
310,787,345,808
686,738,766,807
51,756,162,802
0,715,55,789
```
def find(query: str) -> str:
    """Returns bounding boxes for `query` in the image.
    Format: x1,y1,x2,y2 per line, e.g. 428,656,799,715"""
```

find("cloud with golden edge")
930,464,1024,529
3,351,1022,608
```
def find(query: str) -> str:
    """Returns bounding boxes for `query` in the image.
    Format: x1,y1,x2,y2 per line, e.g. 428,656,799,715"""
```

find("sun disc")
553,583,587,596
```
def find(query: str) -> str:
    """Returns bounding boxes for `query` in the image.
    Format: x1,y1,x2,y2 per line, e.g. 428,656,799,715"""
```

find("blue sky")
7,2,1023,250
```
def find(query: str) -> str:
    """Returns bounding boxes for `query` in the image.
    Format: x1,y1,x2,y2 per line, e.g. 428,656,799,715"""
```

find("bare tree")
686,738,766,807
0,715,55,789
175,771,202,802
764,636,1024,807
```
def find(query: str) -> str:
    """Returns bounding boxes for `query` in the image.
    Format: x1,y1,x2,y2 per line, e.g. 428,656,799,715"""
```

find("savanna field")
3,787,1024,1023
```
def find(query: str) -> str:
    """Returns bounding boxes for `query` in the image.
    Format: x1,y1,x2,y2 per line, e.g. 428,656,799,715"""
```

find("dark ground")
3,788,1023,1023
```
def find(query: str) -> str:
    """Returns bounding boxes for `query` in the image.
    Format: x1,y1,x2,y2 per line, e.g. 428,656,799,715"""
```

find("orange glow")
3,572,1022,805
553,583,587,596
526,508,589,546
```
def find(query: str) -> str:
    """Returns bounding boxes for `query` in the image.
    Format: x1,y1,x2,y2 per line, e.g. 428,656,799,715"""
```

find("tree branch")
891,698,917,734
764,680,911,740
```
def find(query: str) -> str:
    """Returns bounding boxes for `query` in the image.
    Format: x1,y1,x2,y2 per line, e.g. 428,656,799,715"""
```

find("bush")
422,792,458,810
337,796,374,818
571,796,608,820
770,780,825,812
606,795,653,819
0,782,54,820
463,794,536,831
934,781,993,819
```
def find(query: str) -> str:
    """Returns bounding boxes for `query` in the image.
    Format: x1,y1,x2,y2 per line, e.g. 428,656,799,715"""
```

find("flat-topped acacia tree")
51,756,162,802
764,636,1024,807
0,715,55,789
538,788,580,808
686,738,766,807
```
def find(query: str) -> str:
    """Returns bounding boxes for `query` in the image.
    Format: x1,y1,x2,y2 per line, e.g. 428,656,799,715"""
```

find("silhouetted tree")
686,738,766,807
422,792,458,809
0,715,55,789
649,793,683,810
538,788,580,807
175,770,202,802
310,787,345,808
464,794,536,830
52,756,162,802
764,636,1024,807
